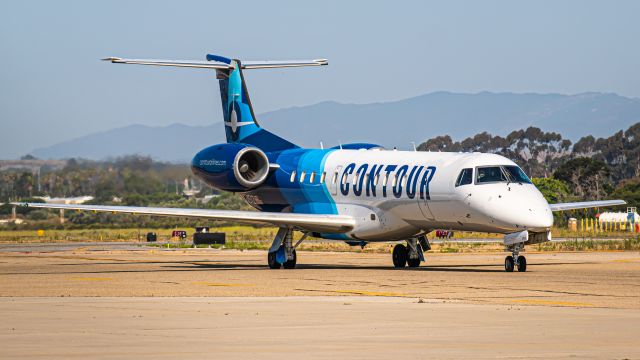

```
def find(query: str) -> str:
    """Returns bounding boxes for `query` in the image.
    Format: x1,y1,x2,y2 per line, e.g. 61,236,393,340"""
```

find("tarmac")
1,243,639,359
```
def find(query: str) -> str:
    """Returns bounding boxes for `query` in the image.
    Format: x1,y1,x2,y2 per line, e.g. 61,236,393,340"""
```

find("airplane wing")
549,200,627,212
11,203,355,233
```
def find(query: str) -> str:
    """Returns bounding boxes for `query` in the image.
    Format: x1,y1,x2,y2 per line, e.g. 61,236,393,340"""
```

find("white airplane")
15,54,626,272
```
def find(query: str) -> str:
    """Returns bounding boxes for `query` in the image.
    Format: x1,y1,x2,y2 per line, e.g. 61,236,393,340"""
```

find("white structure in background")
0,202,24,224
182,178,200,197
199,194,219,204
34,196,94,205
598,207,639,224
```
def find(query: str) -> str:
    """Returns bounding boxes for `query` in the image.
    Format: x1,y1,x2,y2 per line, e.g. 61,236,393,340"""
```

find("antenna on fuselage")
320,141,324,150
411,142,417,152
339,141,343,150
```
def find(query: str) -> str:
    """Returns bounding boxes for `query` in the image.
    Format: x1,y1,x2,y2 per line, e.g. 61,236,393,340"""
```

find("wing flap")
549,200,626,212
12,203,355,233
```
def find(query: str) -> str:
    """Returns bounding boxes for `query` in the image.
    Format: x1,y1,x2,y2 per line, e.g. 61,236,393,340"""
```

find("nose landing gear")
505,243,527,272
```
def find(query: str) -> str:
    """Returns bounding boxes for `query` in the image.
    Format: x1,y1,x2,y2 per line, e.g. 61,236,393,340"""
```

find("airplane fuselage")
192,146,554,242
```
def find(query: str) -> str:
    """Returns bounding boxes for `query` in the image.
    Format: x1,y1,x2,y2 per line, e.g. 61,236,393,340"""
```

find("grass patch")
536,237,640,251
1,227,640,253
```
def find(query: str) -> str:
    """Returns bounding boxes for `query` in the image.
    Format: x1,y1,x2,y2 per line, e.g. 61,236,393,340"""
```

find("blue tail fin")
211,55,298,152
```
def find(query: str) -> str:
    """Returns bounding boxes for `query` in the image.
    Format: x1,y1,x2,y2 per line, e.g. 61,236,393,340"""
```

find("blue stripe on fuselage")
295,149,338,214
270,148,337,215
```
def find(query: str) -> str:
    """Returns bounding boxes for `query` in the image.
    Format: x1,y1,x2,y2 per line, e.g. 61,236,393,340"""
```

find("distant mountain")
32,123,224,163
31,92,640,161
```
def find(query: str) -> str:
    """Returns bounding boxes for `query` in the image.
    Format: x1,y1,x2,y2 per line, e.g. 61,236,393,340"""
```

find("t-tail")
102,54,328,152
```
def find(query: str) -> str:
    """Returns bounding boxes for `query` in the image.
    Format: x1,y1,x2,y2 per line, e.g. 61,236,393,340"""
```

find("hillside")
31,92,640,161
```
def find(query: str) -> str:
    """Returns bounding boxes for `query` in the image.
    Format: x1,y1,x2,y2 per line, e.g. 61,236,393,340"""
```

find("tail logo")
225,101,253,141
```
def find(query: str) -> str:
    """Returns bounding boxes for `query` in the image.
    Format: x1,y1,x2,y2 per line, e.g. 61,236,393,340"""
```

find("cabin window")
309,171,316,183
320,172,326,183
382,174,389,186
299,171,306,183
363,174,369,185
290,170,297,183
374,174,380,186
455,168,473,187
333,172,338,184
353,172,359,185
402,175,407,187
341,172,348,185
392,174,398,187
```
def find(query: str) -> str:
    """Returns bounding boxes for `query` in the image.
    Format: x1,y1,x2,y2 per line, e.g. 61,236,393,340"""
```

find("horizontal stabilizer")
11,202,354,233
102,56,328,70
241,59,328,69
549,199,626,212
101,57,231,69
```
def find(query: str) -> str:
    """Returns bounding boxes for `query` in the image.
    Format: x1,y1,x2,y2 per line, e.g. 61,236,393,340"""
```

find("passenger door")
417,167,436,221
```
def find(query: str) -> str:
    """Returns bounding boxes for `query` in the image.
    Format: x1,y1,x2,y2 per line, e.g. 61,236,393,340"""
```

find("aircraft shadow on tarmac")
10,259,597,276
172,261,595,273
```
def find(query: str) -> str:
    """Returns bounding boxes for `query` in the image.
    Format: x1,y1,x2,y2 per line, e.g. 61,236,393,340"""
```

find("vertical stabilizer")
213,55,299,152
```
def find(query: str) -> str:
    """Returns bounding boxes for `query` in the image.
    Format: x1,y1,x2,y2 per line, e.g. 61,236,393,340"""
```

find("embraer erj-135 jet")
16,54,626,272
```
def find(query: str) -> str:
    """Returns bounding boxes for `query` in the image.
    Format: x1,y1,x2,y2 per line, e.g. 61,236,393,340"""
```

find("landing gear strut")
505,243,527,272
392,236,427,268
267,227,299,269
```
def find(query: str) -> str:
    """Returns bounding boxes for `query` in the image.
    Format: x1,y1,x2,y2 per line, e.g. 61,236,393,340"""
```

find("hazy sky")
1,0,639,159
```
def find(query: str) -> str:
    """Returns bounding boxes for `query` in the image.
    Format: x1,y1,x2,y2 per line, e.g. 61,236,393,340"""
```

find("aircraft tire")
504,255,515,272
517,256,527,272
407,255,421,268
283,249,297,269
268,251,281,269
392,244,408,268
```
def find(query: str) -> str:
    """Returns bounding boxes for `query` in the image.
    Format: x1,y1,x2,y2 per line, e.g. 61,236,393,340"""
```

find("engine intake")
233,147,270,188
191,143,271,192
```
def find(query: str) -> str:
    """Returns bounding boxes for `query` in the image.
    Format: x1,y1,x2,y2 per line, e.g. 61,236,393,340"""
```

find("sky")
1,0,639,159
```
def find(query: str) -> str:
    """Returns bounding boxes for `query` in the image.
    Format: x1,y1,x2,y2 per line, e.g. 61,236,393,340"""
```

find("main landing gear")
267,227,306,269
392,236,429,268
505,243,527,272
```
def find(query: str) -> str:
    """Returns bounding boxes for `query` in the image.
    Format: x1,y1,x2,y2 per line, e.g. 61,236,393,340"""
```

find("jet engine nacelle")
191,143,271,192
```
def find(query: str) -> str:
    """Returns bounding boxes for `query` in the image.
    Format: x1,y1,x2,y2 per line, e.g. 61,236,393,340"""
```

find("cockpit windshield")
502,165,532,184
476,165,531,184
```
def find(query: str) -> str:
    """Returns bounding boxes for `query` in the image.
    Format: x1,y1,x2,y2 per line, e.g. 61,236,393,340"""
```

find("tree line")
1,123,639,229
417,122,640,206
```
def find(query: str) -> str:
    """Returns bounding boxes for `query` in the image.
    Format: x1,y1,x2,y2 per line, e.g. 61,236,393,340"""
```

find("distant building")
598,207,639,224
34,196,94,204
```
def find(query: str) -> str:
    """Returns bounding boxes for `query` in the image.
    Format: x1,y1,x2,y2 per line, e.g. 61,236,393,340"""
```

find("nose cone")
479,185,554,233
521,203,554,231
